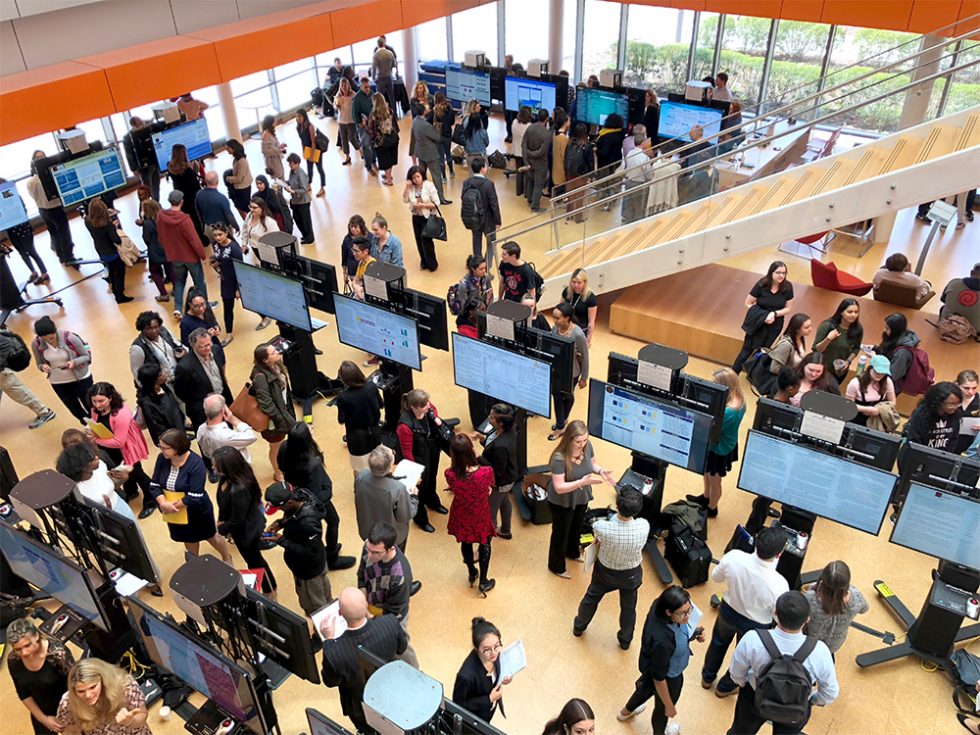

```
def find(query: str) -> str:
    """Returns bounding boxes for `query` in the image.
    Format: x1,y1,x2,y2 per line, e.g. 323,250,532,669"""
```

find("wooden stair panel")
675,205,711,238
844,147,890,187
915,126,957,163
955,113,980,150
725,186,768,222
881,136,924,174
778,170,820,207
703,195,744,228
812,160,858,196
752,178,791,214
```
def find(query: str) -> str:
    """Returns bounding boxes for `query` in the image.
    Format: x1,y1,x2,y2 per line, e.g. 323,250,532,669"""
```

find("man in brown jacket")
157,190,209,318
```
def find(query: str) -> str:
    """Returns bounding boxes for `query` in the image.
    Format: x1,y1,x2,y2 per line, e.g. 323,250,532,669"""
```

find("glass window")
624,5,694,94
273,57,313,81
276,67,318,112
416,17,448,62
231,71,271,97
451,3,498,65
504,0,550,68
717,15,773,108
561,0,577,77
70,118,109,147
0,132,57,182
581,0,622,78
768,20,831,116
354,30,404,76
943,41,980,116
692,12,720,82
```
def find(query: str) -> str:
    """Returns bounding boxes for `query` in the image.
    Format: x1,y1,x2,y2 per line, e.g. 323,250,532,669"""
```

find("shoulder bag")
422,202,448,241
230,380,271,431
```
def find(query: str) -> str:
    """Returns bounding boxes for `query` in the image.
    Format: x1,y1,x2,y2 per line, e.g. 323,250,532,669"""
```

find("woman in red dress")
446,433,497,596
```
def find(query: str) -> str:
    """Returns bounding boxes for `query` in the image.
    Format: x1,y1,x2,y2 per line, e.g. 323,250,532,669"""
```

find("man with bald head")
195,170,239,242
196,393,257,469
320,586,408,734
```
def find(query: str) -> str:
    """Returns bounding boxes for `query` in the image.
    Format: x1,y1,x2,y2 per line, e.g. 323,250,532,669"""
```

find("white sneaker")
616,703,646,722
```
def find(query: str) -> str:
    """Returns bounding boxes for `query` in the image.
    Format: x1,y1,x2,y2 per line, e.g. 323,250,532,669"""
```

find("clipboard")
161,490,188,524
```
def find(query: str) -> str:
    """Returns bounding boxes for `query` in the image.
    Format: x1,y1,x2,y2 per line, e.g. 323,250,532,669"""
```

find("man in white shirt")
702,526,790,697
622,126,652,224
713,72,733,102
573,488,650,649
196,394,257,467
727,590,839,735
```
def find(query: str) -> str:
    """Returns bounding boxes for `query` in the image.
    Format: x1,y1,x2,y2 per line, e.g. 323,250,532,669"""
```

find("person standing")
687,368,746,518
372,42,397,113
195,171,239,243
813,298,863,381
334,78,358,166
595,113,626,209
224,139,254,218
354,445,418,551
196,393,257,465
135,363,186,447
542,699,596,735
804,560,869,657
617,586,706,734
295,109,327,197
264,482,332,616
446,434,497,596
138,199,172,303
460,158,501,271
166,143,207,243
452,617,512,724
622,126,652,224
353,77,378,175
174,327,233,433
250,342,296,482
479,403,518,539
547,420,616,579
550,303,589,442
551,109,570,196
369,214,404,267
284,154,315,246
157,190,209,319
402,165,440,272
129,310,185,387
902,381,963,452
122,117,160,201
369,94,400,186
84,199,132,304
1,179,49,283
29,316,92,424
844,355,896,427
462,100,490,173
497,241,538,302
563,124,596,223
397,388,449,533
260,115,286,180
27,151,76,264
573,488,648,649
522,110,552,213
700,526,790,697
1,328,57,430
214,446,277,595
55,658,150,735
6,618,75,735
726,591,839,735
179,289,223,350
733,262,794,374
334,360,383,475
434,96,456,179
412,112,449,204
208,223,242,344
561,268,599,346
319,587,408,734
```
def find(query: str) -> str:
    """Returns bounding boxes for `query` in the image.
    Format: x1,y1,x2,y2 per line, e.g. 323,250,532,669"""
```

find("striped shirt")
594,515,650,570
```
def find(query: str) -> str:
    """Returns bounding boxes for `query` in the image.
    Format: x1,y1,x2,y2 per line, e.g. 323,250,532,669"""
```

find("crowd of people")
1,41,978,735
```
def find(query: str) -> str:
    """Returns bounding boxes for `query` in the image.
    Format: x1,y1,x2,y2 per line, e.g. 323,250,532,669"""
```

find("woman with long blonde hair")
688,367,745,518
369,93,398,185
409,81,434,165
56,658,150,734
561,267,599,346
546,420,615,578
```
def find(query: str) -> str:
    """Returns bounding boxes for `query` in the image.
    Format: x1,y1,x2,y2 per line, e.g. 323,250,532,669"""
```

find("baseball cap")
168,190,184,205
869,354,891,376
264,481,300,507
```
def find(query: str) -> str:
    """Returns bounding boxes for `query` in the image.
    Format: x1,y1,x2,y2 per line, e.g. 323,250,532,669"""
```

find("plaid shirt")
594,515,649,571
357,546,413,621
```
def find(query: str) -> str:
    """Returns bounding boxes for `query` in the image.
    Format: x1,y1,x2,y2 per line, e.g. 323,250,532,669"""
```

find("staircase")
535,106,980,296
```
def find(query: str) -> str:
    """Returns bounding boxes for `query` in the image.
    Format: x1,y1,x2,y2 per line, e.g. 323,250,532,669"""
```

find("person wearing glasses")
617,586,706,734
452,617,512,723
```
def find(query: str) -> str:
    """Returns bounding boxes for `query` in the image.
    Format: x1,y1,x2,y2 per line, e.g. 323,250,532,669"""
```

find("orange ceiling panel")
954,1,980,40
402,0,480,26
776,0,825,23
330,0,404,47
77,36,221,113
821,0,915,32
907,0,965,35
0,61,113,145
705,1,783,19
669,0,707,10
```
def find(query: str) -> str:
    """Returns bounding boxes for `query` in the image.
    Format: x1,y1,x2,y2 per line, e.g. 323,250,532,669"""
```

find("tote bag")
422,204,448,241
230,381,270,431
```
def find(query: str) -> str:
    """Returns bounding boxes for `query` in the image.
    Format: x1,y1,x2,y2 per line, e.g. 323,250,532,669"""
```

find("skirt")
261,429,288,442
705,445,739,477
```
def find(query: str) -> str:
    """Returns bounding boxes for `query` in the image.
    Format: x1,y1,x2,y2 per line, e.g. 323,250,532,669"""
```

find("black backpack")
526,261,546,303
460,185,486,231
0,331,31,372
753,630,818,727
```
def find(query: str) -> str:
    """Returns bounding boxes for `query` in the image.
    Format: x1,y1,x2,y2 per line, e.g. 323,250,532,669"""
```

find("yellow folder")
86,419,114,440
161,491,188,525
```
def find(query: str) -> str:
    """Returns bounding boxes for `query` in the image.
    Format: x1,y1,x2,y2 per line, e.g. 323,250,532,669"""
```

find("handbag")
116,229,141,267
451,123,466,146
422,204,448,241
230,381,271,431
315,127,330,152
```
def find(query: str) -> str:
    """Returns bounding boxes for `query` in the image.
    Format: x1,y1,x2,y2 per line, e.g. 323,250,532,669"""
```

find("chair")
802,126,842,163
778,231,835,259
810,259,873,297
873,280,936,310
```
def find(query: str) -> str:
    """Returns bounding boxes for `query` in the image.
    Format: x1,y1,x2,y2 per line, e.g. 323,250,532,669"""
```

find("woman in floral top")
56,658,150,735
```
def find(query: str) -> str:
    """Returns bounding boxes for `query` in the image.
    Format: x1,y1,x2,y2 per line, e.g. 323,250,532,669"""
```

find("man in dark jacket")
320,587,408,733
122,117,160,201
353,77,377,174
480,403,519,539
460,157,501,271
173,328,232,432
522,110,553,213
195,172,239,241
265,481,332,616
414,113,450,204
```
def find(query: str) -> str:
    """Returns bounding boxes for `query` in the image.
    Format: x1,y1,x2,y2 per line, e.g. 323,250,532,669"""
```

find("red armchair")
810,258,873,297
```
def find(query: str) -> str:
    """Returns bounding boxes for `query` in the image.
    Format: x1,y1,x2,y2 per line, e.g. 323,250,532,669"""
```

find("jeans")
138,165,161,202
37,206,75,263
292,203,314,244
439,138,454,176
357,125,376,170
306,158,326,188
0,368,49,417
50,376,93,423
488,483,515,535
625,673,684,735
547,502,587,574
574,561,642,645
727,684,810,735
8,227,47,275
171,261,208,312
702,602,770,691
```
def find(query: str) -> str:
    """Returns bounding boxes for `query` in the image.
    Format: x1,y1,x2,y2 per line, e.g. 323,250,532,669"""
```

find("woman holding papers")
452,616,512,723
148,428,231,563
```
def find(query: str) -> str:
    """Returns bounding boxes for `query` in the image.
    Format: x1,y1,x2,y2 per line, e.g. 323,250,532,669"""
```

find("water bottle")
856,354,868,375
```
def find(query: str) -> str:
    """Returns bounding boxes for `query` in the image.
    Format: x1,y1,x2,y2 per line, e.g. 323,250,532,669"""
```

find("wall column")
549,0,564,72
873,33,946,243
217,82,241,143
403,24,419,92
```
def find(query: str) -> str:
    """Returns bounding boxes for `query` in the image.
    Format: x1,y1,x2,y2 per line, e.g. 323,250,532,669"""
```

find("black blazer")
461,176,501,234
481,428,519,486
321,616,408,722
335,384,383,456
173,351,232,429
452,649,502,723
137,385,187,446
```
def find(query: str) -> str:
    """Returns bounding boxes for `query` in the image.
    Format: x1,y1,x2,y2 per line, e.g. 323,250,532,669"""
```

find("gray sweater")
804,585,869,653
553,323,589,383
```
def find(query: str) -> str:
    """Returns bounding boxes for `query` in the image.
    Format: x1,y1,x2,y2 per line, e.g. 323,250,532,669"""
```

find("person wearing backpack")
874,313,932,395
701,526,789,697
0,327,56,429
726,590,838,735
460,157,501,271
29,316,93,424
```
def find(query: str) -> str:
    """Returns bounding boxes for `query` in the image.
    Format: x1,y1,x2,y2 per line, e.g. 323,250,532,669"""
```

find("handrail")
494,56,980,247
495,16,980,241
